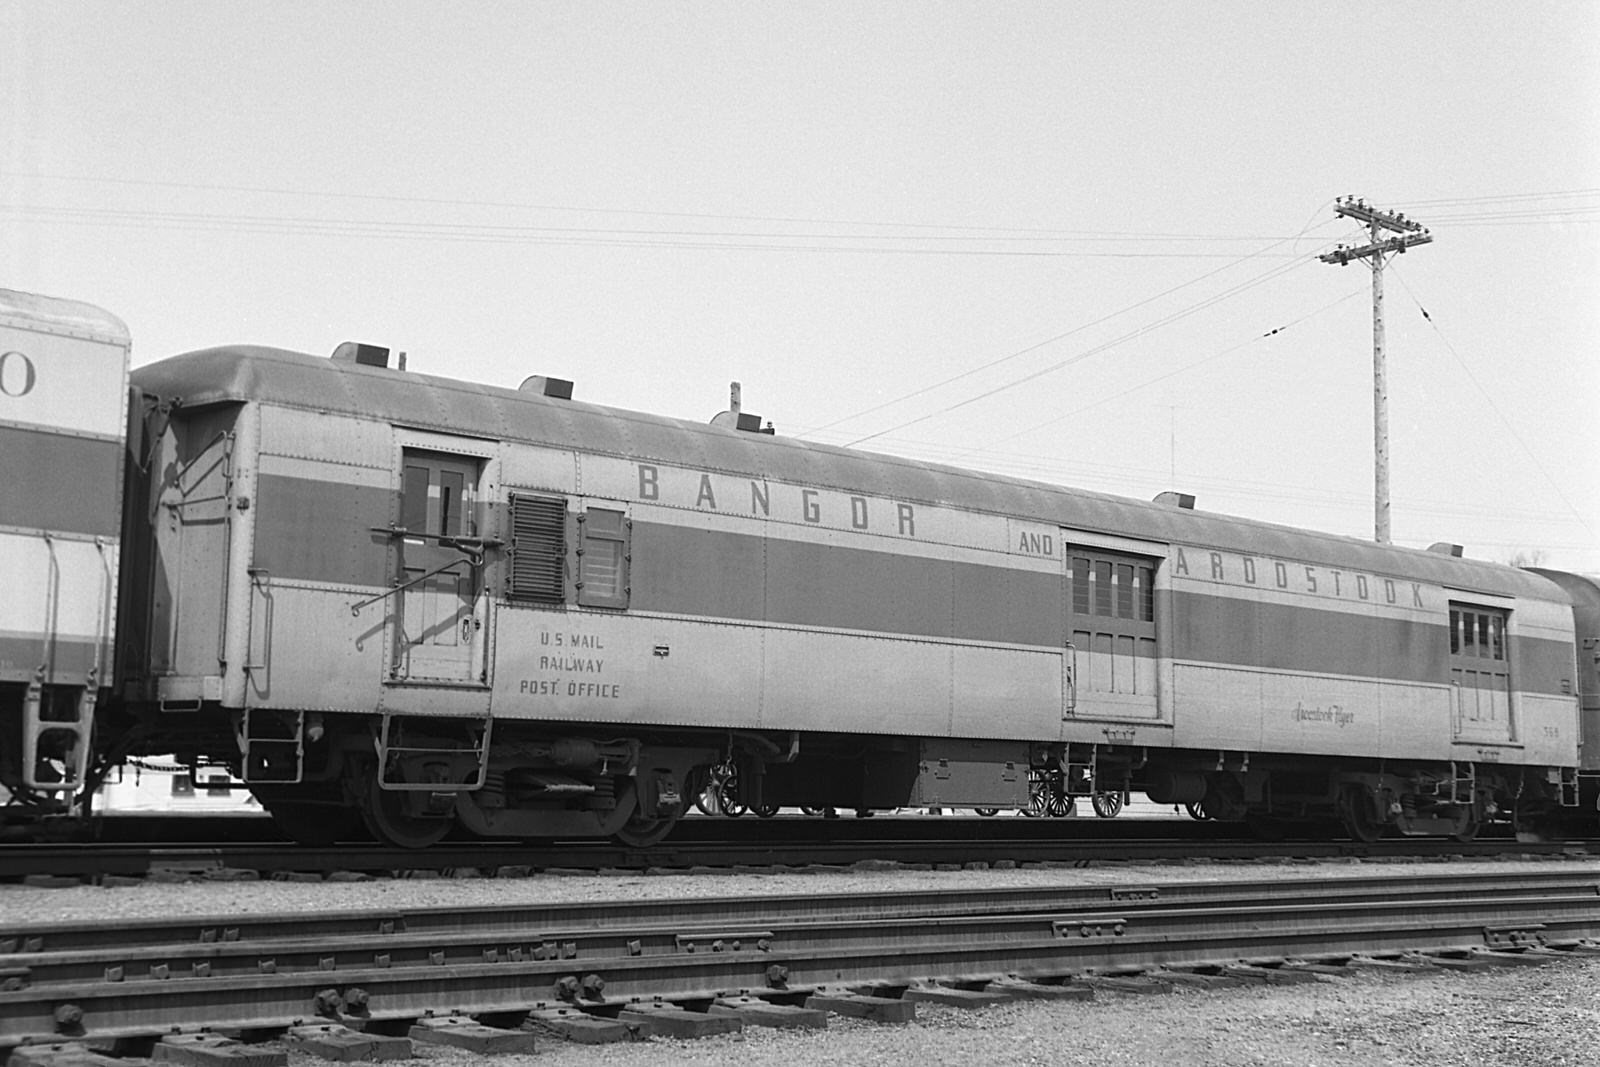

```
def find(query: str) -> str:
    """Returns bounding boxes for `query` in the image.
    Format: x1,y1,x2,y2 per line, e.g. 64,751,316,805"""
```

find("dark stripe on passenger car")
635,521,1573,693
251,473,394,589
241,481,1574,695
1167,590,1575,692
0,634,106,683
0,424,122,537
630,523,1066,649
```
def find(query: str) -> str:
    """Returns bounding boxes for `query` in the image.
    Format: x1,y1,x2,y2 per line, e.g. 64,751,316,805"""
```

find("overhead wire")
802,217,1344,440
0,169,1323,240
1395,188,1600,207
7,173,1587,559
1387,263,1597,543
809,201,1344,443
0,201,1315,257
839,252,1327,448
827,428,1585,539
939,286,1368,462
1392,188,1600,226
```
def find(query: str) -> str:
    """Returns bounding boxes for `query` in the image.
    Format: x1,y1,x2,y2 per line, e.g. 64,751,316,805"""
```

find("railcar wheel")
1337,789,1385,843
1184,801,1211,821
1091,792,1124,818
1048,793,1076,817
974,807,999,817
360,776,452,849
1448,805,1480,843
708,763,748,817
614,774,694,847
615,791,689,846
1023,773,1049,817
614,814,678,847
753,804,779,818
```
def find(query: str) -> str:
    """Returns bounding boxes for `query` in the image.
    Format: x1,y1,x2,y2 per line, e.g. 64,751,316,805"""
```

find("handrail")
367,527,504,567
349,557,470,617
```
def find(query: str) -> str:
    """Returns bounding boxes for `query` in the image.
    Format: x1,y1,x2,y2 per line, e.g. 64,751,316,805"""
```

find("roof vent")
1154,491,1196,509
519,375,574,400
331,342,391,368
1427,542,1464,557
712,411,774,433
711,380,775,434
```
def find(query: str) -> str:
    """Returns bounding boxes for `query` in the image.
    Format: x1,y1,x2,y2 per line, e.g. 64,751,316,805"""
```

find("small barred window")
507,493,567,603
577,507,630,609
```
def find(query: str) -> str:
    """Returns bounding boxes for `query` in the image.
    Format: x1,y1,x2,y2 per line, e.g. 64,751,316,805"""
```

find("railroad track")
4,868,1599,1057
2,818,1585,884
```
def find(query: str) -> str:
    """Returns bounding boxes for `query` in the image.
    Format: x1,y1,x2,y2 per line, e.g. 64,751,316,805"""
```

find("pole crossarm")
1319,231,1434,265
1332,196,1426,233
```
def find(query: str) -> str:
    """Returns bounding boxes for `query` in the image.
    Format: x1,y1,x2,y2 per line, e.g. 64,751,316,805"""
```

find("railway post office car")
0,290,130,820
119,341,1586,847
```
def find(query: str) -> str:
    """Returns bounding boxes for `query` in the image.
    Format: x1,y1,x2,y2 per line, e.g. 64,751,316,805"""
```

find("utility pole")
1319,197,1433,545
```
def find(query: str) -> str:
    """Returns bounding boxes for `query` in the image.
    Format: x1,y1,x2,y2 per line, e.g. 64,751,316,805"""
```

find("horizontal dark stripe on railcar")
0,424,122,537
239,471,1574,695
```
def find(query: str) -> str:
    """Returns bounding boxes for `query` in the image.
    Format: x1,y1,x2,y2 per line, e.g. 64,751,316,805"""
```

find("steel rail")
3,869,1599,1050
0,832,1584,882
5,885,1598,991
5,868,1596,957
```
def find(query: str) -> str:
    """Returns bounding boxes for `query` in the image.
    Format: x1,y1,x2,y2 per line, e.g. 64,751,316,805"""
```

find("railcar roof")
0,288,130,344
134,345,1562,602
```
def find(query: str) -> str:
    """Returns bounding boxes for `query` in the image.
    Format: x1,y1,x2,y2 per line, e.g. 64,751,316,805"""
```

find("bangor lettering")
636,463,916,537
0,350,37,397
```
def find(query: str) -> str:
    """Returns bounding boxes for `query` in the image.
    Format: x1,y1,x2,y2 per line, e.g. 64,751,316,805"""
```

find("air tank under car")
0,289,131,821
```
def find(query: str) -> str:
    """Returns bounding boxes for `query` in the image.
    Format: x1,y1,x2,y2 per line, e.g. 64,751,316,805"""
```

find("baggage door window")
1449,603,1513,742
1066,548,1159,716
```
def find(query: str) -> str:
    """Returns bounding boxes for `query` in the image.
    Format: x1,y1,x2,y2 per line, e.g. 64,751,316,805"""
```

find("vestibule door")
391,450,486,684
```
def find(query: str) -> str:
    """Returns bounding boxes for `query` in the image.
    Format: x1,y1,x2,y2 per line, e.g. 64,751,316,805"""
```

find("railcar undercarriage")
44,704,1588,850
226,710,726,848
1139,754,1577,843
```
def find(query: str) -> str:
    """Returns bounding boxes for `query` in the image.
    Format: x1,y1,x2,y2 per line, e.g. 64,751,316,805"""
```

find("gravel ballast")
4,856,1597,1065
4,856,1592,924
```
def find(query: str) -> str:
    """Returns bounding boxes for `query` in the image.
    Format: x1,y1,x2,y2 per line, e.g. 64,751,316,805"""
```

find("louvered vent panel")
508,493,566,602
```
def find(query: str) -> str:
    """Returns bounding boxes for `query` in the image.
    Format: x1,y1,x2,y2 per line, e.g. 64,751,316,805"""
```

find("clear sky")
5,1,1597,570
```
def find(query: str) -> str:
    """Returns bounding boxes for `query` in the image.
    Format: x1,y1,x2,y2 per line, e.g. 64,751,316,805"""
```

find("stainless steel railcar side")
0,289,130,823
120,343,1585,845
